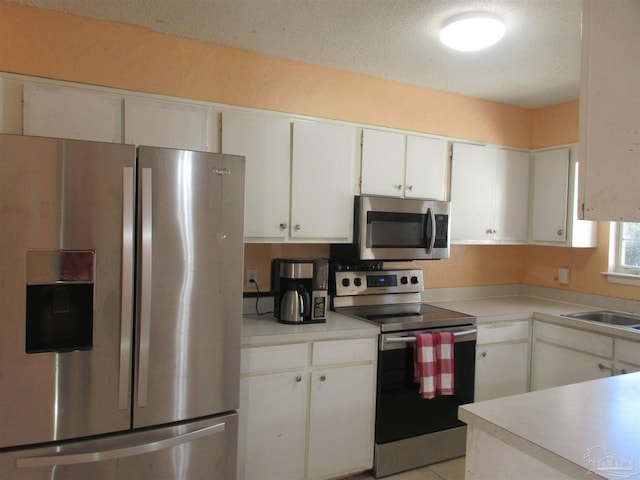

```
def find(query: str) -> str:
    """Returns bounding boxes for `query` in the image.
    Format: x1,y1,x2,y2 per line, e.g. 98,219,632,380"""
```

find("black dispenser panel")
25,250,95,354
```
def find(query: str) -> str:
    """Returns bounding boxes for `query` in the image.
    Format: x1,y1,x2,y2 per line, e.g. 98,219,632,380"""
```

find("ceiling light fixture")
439,12,505,52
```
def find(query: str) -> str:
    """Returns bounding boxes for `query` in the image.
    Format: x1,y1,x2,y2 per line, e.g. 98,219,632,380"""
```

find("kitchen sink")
563,311,640,327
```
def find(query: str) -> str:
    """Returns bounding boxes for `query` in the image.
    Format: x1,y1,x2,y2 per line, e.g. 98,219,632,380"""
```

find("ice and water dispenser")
25,250,95,353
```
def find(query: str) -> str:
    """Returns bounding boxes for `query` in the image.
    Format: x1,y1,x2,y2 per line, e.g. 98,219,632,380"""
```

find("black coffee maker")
272,258,328,324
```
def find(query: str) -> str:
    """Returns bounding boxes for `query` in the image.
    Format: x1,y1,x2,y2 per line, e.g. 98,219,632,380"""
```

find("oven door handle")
384,328,477,344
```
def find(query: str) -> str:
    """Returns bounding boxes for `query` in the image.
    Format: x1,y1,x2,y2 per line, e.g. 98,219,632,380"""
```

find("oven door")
357,196,450,261
375,327,476,445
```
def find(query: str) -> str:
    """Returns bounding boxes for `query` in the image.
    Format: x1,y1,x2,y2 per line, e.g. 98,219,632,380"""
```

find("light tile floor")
347,457,465,480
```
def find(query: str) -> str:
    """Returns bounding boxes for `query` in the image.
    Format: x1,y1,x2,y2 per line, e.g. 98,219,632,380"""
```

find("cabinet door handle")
480,351,487,357
598,363,614,373
279,223,287,230
320,375,326,382
294,224,301,231
557,229,564,236
393,184,402,190
406,185,413,191
295,375,302,382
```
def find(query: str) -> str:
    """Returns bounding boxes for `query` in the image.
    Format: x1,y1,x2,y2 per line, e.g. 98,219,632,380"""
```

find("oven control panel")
334,269,423,296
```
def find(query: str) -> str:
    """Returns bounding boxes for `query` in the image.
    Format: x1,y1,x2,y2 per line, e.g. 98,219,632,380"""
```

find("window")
618,223,640,272
607,222,640,285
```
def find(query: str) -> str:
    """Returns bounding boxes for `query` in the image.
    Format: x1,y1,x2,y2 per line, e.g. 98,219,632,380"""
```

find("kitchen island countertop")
459,372,640,480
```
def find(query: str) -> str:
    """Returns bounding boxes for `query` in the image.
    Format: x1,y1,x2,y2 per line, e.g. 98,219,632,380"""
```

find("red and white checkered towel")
413,332,455,399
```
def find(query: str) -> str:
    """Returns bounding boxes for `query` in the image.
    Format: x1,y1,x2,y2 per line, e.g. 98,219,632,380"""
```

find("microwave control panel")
334,269,423,297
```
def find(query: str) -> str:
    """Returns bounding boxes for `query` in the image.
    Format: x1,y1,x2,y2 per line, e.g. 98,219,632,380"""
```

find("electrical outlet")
557,268,570,284
246,269,257,287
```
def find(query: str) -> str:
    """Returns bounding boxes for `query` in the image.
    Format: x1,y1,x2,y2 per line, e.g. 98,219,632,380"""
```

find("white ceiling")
9,0,583,108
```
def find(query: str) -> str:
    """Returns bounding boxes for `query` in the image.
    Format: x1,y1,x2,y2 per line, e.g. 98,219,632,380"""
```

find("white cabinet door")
361,130,448,200
307,365,375,480
450,143,496,241
494,148,530,241
291,120,356,241
360,129,405,197
23,84,122,143
531,148,569,243
579,0,640,221
124,97,216,151
221,111,291,240
451,143,529,243
531,341,610,390
239,372,308,480
405,135,448,200
475,342,529,401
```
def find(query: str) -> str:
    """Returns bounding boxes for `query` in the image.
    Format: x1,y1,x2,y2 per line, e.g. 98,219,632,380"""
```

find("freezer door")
134,146,245,428
0,413,238,480
0,134,136,448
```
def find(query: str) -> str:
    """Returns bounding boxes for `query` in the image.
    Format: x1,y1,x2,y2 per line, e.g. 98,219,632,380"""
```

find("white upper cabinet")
451,143,530,243
221,111,291,241
291,120,357,241
530,147,596,247
531,148,569,243
579,0,640,221
221,112,356,242
361,129,405,196
361,128,447,200
405,135,448,200
23,84,122,143
124,97,217,151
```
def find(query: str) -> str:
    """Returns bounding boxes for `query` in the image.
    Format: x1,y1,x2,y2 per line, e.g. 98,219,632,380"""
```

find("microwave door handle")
426,208,436,253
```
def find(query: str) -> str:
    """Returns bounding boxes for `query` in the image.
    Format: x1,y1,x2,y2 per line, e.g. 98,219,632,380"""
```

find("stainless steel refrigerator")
0,133,245,479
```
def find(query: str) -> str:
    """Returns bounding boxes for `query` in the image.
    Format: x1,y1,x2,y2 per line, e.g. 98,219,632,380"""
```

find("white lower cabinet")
474,319,530,402
531,321,614,390
613,338,640,375
307,364,375,479
239,338,377,480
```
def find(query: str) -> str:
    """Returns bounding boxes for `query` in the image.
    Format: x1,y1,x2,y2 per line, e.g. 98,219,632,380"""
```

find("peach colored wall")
1,2,636,300
0,1,531,148
531,101,580,149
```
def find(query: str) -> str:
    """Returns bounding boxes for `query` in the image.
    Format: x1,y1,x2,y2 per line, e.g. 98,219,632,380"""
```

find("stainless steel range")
332,266,476,478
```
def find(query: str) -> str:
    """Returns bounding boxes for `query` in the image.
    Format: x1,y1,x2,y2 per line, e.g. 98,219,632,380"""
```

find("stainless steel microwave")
331,195,451,261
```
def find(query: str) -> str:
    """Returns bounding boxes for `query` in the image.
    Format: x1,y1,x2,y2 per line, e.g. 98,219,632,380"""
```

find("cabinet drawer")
312,338,377,366
241,343,308,375
477,320,530,344
534,321,613,358
615,338,640,366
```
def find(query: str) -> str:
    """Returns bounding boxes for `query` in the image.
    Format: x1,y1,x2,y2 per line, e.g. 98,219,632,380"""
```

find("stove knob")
354,277,362,287
341,278,350,287
401,276,409,285
411,276,420,284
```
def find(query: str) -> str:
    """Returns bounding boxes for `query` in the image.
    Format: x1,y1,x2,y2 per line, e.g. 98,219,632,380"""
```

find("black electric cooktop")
335,303,475,332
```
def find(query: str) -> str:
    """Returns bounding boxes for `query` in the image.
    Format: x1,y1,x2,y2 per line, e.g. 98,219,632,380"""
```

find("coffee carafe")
272,259,328,324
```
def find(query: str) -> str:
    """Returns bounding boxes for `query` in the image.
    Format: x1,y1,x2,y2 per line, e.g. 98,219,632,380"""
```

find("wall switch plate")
246,269,257,287
557,268,570,284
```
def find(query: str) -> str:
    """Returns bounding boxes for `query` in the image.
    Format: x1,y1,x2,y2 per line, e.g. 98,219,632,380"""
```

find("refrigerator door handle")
137,167,153,408
16,421,226,468
119,166,135,410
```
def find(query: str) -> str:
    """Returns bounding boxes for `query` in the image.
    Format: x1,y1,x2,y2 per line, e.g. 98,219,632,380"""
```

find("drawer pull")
320,375,326,382
295,375,302,382
598,363,614,373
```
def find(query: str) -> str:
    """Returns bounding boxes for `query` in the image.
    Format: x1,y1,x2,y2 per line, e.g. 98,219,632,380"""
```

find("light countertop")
243,294,640,345
429,296,640,340
242,310,379,346
459,372,640,479
428,296,595,320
